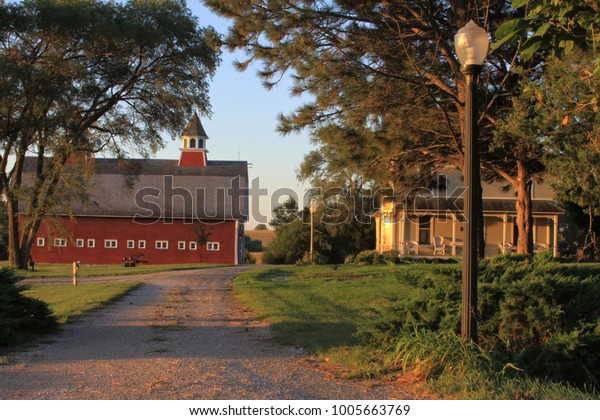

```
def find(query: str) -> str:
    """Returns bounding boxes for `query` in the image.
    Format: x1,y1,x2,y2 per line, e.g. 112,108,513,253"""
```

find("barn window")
87,239,96,248
37,237,45,247
127,240,135,249
178,241,186,250
138,240,146,249
155,240,169,249
189,241,197,250
207,242,220,251
104,239,118,248
76,239,84,248
53,238,67,247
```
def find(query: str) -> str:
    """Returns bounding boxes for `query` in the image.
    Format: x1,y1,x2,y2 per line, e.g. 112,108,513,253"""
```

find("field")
233,261,600,399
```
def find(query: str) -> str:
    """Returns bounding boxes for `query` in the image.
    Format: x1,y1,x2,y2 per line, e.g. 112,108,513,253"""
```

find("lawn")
21,281,140,324
233,260,600,399
233,264,453,375
4,262,224,279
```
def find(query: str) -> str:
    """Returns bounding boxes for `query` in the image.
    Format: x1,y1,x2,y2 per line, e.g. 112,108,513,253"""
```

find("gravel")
0,266,412,400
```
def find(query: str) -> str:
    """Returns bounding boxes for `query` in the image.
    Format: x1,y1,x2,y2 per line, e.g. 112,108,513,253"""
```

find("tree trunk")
6,199,25,269
514,161,534,254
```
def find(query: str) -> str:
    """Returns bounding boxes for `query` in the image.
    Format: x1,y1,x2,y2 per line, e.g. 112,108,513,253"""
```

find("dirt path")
0,266,411,399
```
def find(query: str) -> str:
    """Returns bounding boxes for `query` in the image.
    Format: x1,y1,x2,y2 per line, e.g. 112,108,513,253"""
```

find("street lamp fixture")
454,20,489,342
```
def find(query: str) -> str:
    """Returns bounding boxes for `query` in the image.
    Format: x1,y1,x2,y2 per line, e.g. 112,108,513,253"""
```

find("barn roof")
21,157,248,221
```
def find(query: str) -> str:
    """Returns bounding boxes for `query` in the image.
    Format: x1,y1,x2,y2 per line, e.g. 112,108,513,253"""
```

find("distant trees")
263,194,375,264
0,0,220,268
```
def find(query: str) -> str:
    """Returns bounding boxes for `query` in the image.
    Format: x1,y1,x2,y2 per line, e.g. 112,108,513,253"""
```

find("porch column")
399,213,406,255
546,217,552,249
375,216,381,252
391,213,396,252
553,215,559,258
451,214,457,256
501,214,507,246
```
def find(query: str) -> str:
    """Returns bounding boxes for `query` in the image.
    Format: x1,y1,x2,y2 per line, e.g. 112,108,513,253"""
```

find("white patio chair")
499,242,514,254
406,241,419,255
433,236,446,255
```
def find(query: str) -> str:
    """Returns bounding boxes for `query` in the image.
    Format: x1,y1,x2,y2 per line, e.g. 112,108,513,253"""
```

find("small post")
72,261,80,287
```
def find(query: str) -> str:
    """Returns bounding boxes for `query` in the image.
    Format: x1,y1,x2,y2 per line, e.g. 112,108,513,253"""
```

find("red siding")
27,216,238,265
178,151,206,167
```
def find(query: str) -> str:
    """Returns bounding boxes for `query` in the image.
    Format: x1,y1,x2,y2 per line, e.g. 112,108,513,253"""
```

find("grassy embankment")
233,261,600,399
22,282,140,324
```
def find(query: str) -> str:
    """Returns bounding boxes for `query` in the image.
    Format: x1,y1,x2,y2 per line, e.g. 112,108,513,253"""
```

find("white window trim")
37,237,45,247
87,239,96,248
189,241,197,250
53,238,67,247
127,240,135,249
138,240,146,249
155,240,169,250
207,242,220,251
178,241,186,250
76,238,84,248
104,239,118,249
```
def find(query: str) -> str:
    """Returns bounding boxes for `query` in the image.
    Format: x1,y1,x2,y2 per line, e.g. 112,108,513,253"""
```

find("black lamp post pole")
461,64,482,342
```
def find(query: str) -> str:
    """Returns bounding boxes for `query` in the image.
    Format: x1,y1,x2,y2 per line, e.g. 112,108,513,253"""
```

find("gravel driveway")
0,266,411,400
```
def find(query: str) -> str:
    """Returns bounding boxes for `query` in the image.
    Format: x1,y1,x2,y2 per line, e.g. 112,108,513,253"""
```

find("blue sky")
160,1,314,227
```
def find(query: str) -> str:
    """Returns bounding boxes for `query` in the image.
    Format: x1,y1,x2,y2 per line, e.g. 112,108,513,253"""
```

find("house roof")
408,197,564,215
372,197,564,217
21,157,248,221
182,112,208,139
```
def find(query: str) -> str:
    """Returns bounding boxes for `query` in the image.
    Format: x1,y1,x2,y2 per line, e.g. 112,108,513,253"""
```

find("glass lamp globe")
454,20,489,66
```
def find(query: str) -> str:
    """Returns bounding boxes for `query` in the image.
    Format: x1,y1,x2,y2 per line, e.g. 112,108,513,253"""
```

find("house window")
189,241,197,250
418,216,431,244
155,240,169,249
76,239,84,248
37,237,45,247
207,242,220,251
87,239,96,248
53,238,67,247
127,240,135,249
178,241,186,250
104,239,118,248
138,240,146,249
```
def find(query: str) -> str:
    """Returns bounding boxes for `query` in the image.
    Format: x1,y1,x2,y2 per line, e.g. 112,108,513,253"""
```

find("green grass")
3,262,224,279
233,264,452,377
233,263,598,399
21,281,140,324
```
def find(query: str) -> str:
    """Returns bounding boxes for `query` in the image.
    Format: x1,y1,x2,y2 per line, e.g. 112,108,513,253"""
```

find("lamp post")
454,20,489,342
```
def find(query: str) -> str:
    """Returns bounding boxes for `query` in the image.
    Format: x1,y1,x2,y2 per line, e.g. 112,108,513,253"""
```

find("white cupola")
179,112,208,167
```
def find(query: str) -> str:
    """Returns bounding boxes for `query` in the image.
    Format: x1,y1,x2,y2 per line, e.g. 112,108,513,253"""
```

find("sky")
160,1,314,228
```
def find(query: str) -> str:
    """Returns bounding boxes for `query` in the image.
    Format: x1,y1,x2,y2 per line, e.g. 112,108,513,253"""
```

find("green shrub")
295,251,328,266
356,270,461,346
358,253,600,389
0,268,57,346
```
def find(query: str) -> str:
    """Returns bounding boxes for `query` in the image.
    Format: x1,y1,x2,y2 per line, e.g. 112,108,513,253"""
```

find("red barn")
23,114,248,265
